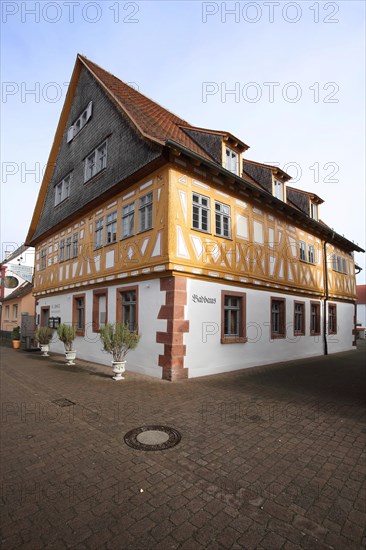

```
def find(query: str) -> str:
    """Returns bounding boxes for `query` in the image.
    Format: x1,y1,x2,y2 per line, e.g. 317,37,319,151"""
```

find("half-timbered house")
26,55,363,380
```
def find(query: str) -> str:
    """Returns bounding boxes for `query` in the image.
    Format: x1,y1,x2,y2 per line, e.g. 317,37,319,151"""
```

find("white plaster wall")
327,300,354,353
36,278,166,378
356,304,366,328
185,279,354,378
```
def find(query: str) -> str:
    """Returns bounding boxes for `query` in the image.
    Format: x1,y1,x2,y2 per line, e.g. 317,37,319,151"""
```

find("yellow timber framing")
166,161,356,302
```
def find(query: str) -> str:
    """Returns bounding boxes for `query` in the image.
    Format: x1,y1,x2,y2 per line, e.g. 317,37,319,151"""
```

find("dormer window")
225,147,239,175
310,202,318,220
67,101,93,142
273,179,284,201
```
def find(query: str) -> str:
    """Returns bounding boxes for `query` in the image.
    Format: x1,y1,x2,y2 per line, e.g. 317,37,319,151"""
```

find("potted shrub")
35,326,54,356
100,322,141,381
11,326,21,349
57,323,77,365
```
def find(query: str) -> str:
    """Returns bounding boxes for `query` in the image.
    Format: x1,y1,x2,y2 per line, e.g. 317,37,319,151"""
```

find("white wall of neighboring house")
2,247,35,298
356,304,366,328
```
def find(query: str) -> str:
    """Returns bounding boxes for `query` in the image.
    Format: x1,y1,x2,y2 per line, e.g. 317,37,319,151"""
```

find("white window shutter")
86,101,93,121
67,125,74,143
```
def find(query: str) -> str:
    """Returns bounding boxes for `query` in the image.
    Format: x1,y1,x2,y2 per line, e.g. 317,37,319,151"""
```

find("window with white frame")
67,101,92,142
13,304,18,320
84,140,107,182
5,305,10,319
310,202,318,220
66,237,71,260
94,218,103,249
308,244,315,264
55,174,71,206
60,239,65,262
332,253,347,274
192,193,210,232
215,202,231,238
106,211,117,244
274,179,284,201
299,240,306,261
225,147,239,175
41,248,47,270
138,192,153,232
72,233,78,258
122,202,135,238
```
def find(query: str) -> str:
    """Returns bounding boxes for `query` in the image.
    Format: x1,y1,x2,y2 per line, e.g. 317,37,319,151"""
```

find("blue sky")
1,0,365,280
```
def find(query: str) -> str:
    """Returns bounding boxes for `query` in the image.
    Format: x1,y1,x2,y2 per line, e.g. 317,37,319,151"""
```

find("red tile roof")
357,285,366,304
79,55,214,161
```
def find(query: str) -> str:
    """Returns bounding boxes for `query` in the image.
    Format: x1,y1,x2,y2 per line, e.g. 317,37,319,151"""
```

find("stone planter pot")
40,344,49,356
65,350,76,365
112,360,126,381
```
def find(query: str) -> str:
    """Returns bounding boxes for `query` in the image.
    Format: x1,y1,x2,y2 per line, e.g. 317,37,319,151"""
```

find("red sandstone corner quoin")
157,277,189,381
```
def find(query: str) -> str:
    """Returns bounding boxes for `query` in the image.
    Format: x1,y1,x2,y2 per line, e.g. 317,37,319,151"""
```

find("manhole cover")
51,398,75,407
124,425,181,451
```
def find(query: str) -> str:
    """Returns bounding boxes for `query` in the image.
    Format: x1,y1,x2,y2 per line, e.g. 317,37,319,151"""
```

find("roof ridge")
78,54,192,126
77,54,213,160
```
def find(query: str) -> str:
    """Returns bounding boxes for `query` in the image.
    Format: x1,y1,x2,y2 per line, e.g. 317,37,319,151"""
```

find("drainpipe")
323,240,329,355
323,238,331,355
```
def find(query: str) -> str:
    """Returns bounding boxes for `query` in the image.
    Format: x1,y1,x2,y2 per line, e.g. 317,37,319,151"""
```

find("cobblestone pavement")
1,342,365,549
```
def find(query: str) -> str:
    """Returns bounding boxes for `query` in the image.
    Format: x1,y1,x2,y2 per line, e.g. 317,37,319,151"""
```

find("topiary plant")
35,326,54,345
99,322,141,362
57,323,76,351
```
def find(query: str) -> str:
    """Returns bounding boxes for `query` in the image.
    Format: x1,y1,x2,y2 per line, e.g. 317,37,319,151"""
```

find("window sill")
191,227,211,235
84,168,106,186
76,329,84,337
221,337,247,344
214,234,232,241
294,332,305,336
137,227,153,235
54,197,70,208
271,334,286,339
310,331,321,336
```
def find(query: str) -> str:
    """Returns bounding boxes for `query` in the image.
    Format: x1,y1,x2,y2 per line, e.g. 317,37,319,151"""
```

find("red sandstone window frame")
310,301,321,336
270,297,286,339
328,303,337,335
72,293,86,336
293,301,305,336
41,306,50,327
116,285,139,333
92,288,108,332
221,290,247,344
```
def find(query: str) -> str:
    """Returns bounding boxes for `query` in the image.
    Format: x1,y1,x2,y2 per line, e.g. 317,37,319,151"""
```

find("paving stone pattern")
1,343,365,549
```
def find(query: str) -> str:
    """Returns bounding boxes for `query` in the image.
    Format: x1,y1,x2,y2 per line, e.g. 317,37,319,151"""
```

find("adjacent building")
26,55,363,380
356,285,366,332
